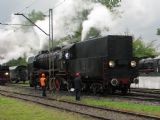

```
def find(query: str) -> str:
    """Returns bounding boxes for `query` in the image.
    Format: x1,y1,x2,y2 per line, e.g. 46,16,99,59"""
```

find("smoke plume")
0,0,114,64
81,3,113,41
0,15,40,63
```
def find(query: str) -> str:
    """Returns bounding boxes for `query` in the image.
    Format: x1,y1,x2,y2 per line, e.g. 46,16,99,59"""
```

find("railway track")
108,93,160,103
0,89,159,120
4,84,160,103
129,88,160,103
131,88,160,95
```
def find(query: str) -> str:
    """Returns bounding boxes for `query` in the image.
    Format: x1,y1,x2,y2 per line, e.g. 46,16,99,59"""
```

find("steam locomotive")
10,65,27,83
28,35,139,94
139,58,160,75
0,65,10,85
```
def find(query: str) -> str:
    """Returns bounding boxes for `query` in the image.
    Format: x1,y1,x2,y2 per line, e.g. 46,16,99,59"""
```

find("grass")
13,81,30,86
0,95,91,120
58,95,160,116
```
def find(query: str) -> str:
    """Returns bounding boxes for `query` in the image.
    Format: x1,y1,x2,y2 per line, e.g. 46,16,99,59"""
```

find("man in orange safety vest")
39,73,47,96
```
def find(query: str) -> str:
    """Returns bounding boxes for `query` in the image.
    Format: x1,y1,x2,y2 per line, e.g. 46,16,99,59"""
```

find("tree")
5,57,27,66
85,27,101,40
157,28,160,35
21,10,45,31
27,10,45,23
94,0,121,10
133,38,158,58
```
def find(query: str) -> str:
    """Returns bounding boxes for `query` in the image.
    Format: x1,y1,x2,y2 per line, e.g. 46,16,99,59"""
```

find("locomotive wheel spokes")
90,83,103,95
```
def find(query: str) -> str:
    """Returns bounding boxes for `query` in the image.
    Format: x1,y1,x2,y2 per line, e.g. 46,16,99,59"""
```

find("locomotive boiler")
29,35,139,94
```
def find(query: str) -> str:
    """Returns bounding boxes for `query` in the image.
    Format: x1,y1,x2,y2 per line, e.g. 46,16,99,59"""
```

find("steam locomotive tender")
29,35,139,94
0,65,10,85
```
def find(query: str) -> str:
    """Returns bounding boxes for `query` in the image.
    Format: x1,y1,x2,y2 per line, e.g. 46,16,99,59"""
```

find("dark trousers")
75,89,80,101
42,86,46,96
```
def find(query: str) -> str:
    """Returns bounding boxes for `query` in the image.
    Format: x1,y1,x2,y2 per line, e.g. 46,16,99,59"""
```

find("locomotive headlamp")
131,61,136,67
109,60,115,68
5,72,9,76
65,52,70,59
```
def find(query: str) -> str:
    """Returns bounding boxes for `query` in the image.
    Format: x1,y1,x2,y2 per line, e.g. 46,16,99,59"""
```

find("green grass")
0,95,90,120
13,81,30,86
58,95,160,116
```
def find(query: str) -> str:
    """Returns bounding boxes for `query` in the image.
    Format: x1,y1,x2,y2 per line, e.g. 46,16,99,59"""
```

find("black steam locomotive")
139,58,160,75
28,35,139,94
0,65,10,85
10,65,27,83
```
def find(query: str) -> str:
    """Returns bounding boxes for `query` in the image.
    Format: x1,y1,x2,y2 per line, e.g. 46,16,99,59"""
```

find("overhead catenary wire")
1,0,39,23
0,0,66,31
43,0,66,14
17,0,39,14
0,23,33,26
1,0,66,25
52,0,66,11
14,0,66,18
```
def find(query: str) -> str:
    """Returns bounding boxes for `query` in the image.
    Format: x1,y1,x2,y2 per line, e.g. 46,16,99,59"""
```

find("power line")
1,0,66,30
43,0,66,14
1,0,38,22
0,23,33,26
17,0,39,14
52,0,66,11
17,0,66,19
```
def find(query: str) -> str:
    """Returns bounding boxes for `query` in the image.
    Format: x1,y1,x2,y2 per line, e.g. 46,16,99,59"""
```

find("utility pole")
15,9,54,90
49,9,54,90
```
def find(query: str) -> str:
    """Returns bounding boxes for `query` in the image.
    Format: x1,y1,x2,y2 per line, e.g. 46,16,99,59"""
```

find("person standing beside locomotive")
74,72,82,101
39,73,47,97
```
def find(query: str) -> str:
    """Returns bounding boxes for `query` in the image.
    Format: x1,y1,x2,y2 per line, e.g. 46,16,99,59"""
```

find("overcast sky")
118,0,160,44
0,0,160,47
0,0,56,23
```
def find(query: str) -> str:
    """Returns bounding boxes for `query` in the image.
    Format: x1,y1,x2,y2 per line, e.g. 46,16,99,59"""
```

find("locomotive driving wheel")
107,84,115,94
49,78,55,92
90,83,103,95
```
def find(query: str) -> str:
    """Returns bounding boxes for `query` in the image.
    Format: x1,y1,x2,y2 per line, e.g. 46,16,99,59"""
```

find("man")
39,73,47,96
74,72,82,101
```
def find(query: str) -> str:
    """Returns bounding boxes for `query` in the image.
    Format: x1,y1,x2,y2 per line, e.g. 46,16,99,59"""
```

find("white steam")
81,3,113,41
35,0,113,41
0,15,40,63
0,0,114,64
35,0,95,40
